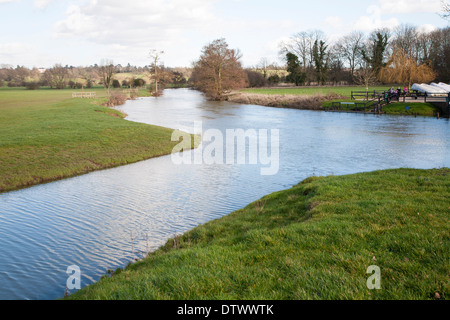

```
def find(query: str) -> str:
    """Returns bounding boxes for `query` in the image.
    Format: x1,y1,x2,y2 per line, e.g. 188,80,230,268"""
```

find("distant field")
0,87,191,193
241,86,392,98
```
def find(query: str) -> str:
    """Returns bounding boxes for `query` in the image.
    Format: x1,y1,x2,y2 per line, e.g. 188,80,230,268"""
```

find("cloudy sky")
0,0,448,68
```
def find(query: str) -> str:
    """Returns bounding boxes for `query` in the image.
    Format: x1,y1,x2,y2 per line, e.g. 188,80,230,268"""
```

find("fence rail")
72,92,96,98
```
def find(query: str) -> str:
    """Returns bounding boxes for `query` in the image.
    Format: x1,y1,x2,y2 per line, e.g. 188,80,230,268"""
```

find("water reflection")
0,88,448,300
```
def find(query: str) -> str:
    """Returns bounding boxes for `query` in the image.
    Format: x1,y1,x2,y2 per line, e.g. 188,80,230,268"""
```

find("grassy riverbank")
0,87,191,193
238,86,441,116
67,168,449,300
241,86,388,97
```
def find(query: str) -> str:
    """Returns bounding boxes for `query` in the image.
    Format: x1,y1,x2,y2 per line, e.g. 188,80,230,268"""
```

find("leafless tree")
354,62,378,91
191,38,248,100
257,57,270,79
149,49,164,95
440,0,450,20
98,59,115,92
44,64,68,89
335,31,365,81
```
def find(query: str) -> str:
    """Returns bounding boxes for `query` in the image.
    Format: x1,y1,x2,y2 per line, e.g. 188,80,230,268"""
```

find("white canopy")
412,83,448,96
437,82,450,92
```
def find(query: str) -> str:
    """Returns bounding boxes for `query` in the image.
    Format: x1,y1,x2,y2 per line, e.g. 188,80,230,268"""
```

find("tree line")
278,25,449,88
188,24,450,100
0,62,190,91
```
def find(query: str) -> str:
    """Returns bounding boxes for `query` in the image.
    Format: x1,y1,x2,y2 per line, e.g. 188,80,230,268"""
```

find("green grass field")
0,87,191,193
67,168,449,300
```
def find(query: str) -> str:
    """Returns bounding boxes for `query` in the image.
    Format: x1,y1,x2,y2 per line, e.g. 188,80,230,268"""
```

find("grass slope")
0,88,190,193
68,168,449,300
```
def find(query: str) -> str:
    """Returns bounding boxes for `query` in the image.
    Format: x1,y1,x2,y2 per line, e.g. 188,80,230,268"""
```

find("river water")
0,88,448,300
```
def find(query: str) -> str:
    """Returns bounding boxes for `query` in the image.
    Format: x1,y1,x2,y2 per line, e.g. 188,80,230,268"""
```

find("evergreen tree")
285,52,306,86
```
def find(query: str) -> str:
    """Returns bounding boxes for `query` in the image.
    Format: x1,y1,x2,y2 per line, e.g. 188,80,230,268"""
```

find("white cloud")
376,0,442,14
353,15,399,32
34,0,59,9
324,16,344,29
417,24,438,34
54,0,218,47
0,0,18,3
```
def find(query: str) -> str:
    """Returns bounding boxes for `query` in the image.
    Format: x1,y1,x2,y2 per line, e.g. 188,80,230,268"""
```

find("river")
0,88,448,299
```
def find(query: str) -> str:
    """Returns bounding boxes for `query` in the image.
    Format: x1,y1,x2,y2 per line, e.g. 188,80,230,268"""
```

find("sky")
0,0,448,69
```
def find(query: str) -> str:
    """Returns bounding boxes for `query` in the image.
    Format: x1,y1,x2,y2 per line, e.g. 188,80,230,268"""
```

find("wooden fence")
72,92,96,98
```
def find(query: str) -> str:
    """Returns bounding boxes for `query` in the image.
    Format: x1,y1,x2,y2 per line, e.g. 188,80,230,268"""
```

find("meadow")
67,168,449,300
0,87,191,193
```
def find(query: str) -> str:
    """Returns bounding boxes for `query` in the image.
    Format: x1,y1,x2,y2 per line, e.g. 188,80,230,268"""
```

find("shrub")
102,91,127,107
25,81,40,90
68,80,76,89
134,78,146,87
121,80,129,88
246,70,267,88
112,79,121,88
268,74,280,85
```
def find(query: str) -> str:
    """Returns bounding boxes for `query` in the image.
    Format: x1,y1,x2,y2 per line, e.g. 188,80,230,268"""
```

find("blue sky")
0,0,448,68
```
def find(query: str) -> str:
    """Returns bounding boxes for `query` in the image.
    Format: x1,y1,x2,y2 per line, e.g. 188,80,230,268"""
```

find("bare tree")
257,57,270,79
191,38,248,100
44,64,68,89
98,59,115,92
354,62,378,91
391,24,420,61
440,0,450,20
335,31,365,82
149,49,164,96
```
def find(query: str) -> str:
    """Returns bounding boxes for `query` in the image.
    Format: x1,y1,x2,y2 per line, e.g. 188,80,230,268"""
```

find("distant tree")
441,0,450,20
285,52,306,86
362,29,390,77
257,57,270,78
355,62,378,91
98,59,115,91
379,48,436,90
44,64,68,89
149,49,164,96
280,30,326,85
335,31,364,82
312,39,329,85
191,38,248,100
328,44,348,85
391,24,419,61
428,27,450,82
171,71,187,85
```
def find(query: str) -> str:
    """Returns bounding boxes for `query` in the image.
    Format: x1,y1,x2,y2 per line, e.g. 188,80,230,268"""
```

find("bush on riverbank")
67,168,449,300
